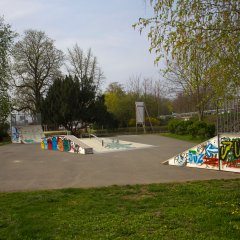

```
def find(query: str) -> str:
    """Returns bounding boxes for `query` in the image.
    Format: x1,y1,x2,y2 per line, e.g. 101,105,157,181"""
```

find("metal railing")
89,133,104,146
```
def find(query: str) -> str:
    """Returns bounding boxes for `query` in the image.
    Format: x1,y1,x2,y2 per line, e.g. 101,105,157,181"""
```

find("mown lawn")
159,133,208,143
0,179,239,239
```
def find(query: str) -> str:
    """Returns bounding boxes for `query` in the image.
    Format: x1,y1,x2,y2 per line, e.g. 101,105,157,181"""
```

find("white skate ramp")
167,134,240,173
64,135,93,154
11,125,45,144
80,137,154,153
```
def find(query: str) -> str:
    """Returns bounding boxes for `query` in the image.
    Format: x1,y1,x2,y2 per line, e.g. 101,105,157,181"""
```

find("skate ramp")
65,135,93,154
11,125,45,144
41,135,154,154
167,134,240,173
41,135,93,154
80,137,154,153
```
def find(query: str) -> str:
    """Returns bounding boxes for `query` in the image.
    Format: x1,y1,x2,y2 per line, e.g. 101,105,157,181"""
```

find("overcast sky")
0,0,163,90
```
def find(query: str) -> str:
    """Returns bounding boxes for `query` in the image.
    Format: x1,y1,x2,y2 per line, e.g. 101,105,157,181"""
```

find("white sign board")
135,102,145,124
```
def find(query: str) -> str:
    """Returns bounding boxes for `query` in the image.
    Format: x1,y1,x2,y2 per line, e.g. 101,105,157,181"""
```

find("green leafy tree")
134,0,240,115
105,82,134,127
134,0,240,63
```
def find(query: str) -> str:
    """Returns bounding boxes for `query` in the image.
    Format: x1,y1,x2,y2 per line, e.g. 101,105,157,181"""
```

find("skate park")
1,132,239,192
1,101,239,192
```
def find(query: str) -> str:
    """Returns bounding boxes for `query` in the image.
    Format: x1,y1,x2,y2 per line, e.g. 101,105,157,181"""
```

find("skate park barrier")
166,133,240,173
41,135,93,154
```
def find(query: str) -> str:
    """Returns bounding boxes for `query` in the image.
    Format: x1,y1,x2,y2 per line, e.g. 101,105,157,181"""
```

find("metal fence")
217,98,240,134
11,113,42,126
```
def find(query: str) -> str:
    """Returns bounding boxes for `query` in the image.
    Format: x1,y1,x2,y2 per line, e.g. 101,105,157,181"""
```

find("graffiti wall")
168,134,240,173
220,136,240,172
11,125,45,143
41,136,92,154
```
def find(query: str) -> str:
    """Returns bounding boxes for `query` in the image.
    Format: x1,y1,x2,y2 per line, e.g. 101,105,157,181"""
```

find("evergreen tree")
42,75,112,132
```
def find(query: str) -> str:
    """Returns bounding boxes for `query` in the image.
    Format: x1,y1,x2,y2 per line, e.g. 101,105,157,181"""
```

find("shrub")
206,123,216,138
187,124,198,138
128,118,136,127
187,121,215,139
168,119,216,139
175,120,193,135
128,117,160,127
145,117,160,126
168,119,193,135
168,119,181,133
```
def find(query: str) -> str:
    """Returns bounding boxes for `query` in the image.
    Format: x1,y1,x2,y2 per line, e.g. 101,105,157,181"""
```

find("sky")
0,0,163,90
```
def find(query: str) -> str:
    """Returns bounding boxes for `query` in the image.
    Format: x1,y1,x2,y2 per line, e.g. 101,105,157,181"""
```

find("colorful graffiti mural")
220,137,240,169
11,125,45,143
169,134,240,173
11,126,21,143
41,135,92,154
174,140,219,169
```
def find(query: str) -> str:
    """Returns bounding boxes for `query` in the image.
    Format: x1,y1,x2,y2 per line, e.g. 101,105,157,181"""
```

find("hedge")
168,119,215,139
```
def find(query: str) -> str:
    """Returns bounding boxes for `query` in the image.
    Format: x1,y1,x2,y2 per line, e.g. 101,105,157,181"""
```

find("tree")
104,82,131,127
0,17,15,126
126,75,168,117
134,0,240,62
134,0,240,113
89,95,118,129
165,42,215,120
11,30,64,114
126,74,142,99
42,75,100,133
0,91,11,126
67,44,104,92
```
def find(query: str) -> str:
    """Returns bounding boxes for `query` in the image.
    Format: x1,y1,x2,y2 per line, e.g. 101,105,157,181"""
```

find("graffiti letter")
197,153,204,164
220,141,233,161
234,141,240,158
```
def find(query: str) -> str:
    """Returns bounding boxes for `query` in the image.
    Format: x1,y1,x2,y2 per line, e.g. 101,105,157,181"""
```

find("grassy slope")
0,179,239,239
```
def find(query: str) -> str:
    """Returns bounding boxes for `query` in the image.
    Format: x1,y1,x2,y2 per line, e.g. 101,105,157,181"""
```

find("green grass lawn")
0,179,240,239
159,133,208,143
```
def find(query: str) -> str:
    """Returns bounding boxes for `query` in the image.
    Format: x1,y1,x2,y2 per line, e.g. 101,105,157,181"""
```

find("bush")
0,123,10,142
168,119,216,139
188,121,215,139
168,119,193,135
175,120,193,135
168,119,181,133
145,117,160,126
128,118,136,127
187,124,198,138
128,117,160,127
206,123,216,138
195,121,208,139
